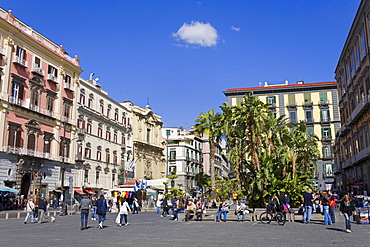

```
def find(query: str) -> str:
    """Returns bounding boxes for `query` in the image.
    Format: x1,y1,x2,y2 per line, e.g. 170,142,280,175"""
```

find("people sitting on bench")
184,199,196,221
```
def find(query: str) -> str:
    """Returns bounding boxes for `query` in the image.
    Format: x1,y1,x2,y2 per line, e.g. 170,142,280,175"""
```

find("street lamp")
45,137,82,215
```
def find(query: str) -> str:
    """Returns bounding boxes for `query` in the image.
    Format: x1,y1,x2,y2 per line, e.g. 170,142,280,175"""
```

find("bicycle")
260,208,286,226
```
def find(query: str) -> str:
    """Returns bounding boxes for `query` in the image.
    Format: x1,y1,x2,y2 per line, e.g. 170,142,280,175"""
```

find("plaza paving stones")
0,211,369,247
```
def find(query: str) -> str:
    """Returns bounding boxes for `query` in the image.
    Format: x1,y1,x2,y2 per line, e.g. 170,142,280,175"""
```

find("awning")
85,189,96,194
0,185,19,193
74,190,85,195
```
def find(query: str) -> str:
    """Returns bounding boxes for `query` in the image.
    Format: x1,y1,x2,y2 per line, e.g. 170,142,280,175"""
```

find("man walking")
302,188,315,224
78,194,92,230
38,196,48,223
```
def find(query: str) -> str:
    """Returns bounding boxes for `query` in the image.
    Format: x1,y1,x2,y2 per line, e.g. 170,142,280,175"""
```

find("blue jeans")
156,207,161,214
120,214,128,224
91,206,97,219
323,206,332,225
24,211,35,223
80,209,89,227
98,214,106,223
217,211,227,221
303,206,312,223
344,213,352,230
237,212,245,221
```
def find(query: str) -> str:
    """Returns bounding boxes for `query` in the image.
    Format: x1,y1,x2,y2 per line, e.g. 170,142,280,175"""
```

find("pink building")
0,9,82,202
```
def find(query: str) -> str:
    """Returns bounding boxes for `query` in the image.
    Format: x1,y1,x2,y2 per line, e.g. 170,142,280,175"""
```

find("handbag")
115,214,120,224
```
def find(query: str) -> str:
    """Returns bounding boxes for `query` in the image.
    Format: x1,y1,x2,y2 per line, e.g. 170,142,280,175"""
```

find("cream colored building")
73,77,133,197
122,102,165,180
224,81,340,191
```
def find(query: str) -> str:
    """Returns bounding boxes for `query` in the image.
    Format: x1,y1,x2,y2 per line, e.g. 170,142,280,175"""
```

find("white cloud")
172,21,218,47
231,26,240,31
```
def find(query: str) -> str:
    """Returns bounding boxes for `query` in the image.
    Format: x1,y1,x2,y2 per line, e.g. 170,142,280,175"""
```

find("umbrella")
0,185,19,193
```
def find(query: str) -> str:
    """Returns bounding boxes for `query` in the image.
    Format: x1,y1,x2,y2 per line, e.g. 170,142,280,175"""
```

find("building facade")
74,77,133,197
0,9,82,202
224,81,340,191
123,102,165,181
335,0,370,195
162,127,203,190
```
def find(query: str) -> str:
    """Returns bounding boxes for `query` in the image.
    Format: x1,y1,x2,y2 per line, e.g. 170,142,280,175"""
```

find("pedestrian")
132,198,139,214
119,198,131,226
302,188,315,224
37,196,48,223
195,199,205,221
33,197,39,220
156,198,162,214
161,196,169,217
320,191,332,225
96,195,107,229
24,198,35,224
216,200,229,222
91,196,97,221
236,200,247,222
184,199,196,221
78,194,92,230
339,194,356,233
328,190,337,223
171,196,179,221
267,195,278,212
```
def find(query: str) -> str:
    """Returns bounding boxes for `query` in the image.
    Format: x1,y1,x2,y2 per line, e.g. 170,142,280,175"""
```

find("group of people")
302,188,356,233
23,196,49,224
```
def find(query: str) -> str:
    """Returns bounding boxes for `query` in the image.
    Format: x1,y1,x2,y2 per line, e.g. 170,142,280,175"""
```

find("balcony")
13,56,28,67
84,182,103,189
318,101,330,106
75,153,84,162
76,128,85,135
31,64,44,76
8,96,57,118
64,82,74,91
47,74,58,83
59,156,72,163
4,146,56,160
320,118,331,124
305,118,314,124
348,98,370,125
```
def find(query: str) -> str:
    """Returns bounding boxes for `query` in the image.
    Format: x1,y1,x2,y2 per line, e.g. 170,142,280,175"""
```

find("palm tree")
194,109,221,200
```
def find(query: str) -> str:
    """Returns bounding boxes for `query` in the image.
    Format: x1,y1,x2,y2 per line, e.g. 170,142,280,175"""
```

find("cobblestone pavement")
0,210,369,247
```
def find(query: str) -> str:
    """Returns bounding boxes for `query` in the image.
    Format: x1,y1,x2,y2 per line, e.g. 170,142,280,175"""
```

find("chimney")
297,81,304,85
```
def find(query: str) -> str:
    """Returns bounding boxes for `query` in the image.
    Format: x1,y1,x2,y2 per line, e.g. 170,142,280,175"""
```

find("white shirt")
119,201,131,215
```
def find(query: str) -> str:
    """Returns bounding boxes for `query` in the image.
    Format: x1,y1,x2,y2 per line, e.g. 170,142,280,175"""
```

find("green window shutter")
236,97,243,106
266,97,269,104
320,92,327,104
323,164,326,174
273,96,277,104
321,128,324,138
329,128,332,138
288,94,295,105
320,111,323,121
327,110,331,120
304,93,311,104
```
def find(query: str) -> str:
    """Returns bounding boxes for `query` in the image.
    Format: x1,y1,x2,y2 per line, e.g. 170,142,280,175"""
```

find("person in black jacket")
96,195,107,229
37,196,48,224
339,194,356,233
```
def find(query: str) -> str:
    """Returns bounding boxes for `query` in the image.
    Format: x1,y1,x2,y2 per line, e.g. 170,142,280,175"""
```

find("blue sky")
1,0,361,128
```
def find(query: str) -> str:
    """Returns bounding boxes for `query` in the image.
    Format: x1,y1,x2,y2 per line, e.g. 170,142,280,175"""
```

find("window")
266,96,276,105
288,94,295,106
84,143,91,159
114,131,118,143
121,135,126,145
322,145,333,157
289,111,297,124
113,151,118,165
361,31,366,58
169,166,177,175
96,171,100,184
15,46,27,66
106,149,110,163
77,117,85,129
47,65,58,81
323,164,333,177
236,97,243,106
63,101,71,118
46,93,55,113
100,100,104,114
43,133,53,154
319,92,328,104
115,109,119,121
106,129,111,141
98,124,103,138
365,129,369,147
304,93,312,104
59,138,70,158
29,86,40,109
10,75,25,103
79,89,85,105
123,117,127,125
7,123,22,148
86,122,92,134
84,169,89,183
97,146,102,161
305,110,313,123
321,109,330,122
322,127,332,139
146,128,151,143
88,94,94,108
169,150,176,160
127,118,130,125
107,104,111,118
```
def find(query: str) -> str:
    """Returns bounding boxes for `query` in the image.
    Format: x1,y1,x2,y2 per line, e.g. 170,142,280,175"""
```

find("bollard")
5,213,8,219
17,212,20,218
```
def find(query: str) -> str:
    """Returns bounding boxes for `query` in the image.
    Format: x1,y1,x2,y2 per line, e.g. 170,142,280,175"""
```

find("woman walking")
339,194,356,233
320,191,332,225
24,198,35,224
119,198,131,226
96,195,107,229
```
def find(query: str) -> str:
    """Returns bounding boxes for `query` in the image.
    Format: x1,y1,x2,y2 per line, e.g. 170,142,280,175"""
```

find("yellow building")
224,81,340,191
